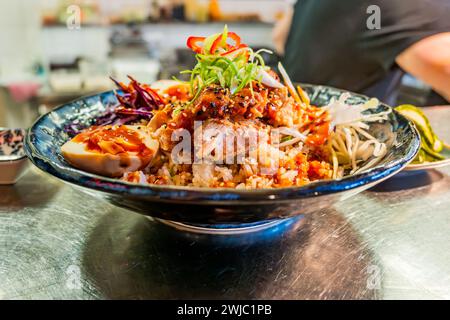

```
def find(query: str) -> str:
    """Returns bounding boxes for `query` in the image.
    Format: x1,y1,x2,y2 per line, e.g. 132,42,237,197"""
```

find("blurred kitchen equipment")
79,59,113,91
185,0,209,22
48,71,83,93
159,48,196,80
0,87,39,128
172,0,186,21
110,59,159,84
109,24,160,84
47,57,83,93
209,0,221,21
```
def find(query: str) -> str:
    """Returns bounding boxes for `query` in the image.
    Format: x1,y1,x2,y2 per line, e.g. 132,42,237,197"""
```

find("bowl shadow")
370,169,445,193
365,169,449,207
0,169,61,211
81,208,380,300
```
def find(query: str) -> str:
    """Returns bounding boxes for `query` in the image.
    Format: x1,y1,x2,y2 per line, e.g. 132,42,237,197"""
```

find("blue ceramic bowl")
25,85,420,225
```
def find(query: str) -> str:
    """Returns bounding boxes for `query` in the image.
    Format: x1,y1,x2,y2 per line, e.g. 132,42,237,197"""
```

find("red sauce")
305,122,330,146
308,160,332,181
168,85,191,101
72,125,153,159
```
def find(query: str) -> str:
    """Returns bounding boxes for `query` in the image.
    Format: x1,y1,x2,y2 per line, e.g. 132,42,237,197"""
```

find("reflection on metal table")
0,107,449,299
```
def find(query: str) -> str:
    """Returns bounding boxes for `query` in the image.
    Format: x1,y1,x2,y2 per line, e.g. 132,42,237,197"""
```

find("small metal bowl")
0,128,29,185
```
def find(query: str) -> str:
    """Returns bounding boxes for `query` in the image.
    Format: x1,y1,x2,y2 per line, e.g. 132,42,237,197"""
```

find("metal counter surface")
0,107,449,300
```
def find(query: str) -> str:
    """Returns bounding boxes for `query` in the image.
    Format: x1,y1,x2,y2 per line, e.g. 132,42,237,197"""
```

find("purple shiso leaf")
109,76,128,91
127,75,164,108
116,94,135,109
115,107,153,116
65,77,163,136
127,76,156,110
111,115,138,125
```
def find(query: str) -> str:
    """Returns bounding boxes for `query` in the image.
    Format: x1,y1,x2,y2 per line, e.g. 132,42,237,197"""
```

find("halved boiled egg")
61,125,159,177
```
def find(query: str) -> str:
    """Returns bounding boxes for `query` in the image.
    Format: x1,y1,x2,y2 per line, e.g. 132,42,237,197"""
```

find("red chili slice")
210,31,242,54
227,32,241,47
187,36,206,53
221,44,249,60
210,34,224,54
142,85,164,105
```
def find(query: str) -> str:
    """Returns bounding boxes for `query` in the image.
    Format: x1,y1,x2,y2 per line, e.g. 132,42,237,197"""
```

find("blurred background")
0,0,291,128
1,0,445,129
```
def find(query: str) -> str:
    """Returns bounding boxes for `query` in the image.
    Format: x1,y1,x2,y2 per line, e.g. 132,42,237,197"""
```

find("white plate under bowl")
404,152,450,171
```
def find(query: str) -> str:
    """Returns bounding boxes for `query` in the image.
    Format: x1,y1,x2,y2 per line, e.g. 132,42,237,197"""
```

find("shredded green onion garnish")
182,47,268,101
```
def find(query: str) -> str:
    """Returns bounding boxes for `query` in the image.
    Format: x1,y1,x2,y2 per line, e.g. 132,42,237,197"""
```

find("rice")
117,86,386,189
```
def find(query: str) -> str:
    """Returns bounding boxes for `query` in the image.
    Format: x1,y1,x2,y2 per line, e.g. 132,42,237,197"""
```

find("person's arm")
272,5,294,55
396,32,450,102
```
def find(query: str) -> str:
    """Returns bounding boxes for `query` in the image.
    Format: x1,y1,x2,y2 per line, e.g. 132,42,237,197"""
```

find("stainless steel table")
0,107,449,300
